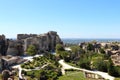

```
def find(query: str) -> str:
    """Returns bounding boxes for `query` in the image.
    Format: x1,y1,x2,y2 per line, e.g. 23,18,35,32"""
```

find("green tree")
55,44,70,61
99,48,105,54
70,46,85,60
93,59,108,72
78,55,91,70
108,59,120,77
40,70,47,80
56,44,65,58
56,44,64,53
87,43,94,51
26,45,37,56
61,51,70,62
108,58,116,76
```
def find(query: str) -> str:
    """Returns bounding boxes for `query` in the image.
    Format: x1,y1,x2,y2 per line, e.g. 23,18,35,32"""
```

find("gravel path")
59,59,115,80
12,54,42,79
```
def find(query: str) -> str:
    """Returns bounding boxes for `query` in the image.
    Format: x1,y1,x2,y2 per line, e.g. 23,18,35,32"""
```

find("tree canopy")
26,45,37,56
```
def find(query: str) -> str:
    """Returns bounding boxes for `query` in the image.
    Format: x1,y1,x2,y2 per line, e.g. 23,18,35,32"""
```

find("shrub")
26,45,37,56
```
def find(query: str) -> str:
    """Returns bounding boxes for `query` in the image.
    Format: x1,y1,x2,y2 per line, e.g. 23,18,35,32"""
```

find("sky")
0,0,120,38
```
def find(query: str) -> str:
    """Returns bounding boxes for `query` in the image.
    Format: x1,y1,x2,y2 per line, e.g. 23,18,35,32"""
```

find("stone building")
2,55,25,67
111,52,120,66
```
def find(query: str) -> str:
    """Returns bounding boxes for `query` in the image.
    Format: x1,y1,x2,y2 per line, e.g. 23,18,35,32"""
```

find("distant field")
58,71,86,80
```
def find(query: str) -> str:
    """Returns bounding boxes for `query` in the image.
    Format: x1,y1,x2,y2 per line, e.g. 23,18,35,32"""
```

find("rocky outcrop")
1,31,62,56
17,34,37,40
21,31,63,53
0,35,8,56
6,40,24,56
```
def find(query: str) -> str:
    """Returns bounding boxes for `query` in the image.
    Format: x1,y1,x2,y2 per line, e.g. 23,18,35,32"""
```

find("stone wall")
85,72,104,80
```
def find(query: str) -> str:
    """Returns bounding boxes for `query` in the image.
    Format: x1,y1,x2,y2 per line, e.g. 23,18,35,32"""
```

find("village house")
111,52,120,66
2,55,25,67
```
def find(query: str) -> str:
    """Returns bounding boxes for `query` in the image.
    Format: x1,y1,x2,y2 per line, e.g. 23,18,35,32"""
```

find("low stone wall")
84,72,105,80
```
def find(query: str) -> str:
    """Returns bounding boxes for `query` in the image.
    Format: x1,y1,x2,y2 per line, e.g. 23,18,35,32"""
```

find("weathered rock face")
3,31,62,56
0,35,7,56
0,55,2,72
6,40,24,56
20,31,63,53
17,34,37,40
111,45,119,50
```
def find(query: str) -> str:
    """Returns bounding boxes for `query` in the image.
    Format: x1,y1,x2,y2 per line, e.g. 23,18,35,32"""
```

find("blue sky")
0,0,120,38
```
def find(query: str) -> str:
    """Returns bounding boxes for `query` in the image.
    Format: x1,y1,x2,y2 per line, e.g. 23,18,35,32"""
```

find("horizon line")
6,37,120,39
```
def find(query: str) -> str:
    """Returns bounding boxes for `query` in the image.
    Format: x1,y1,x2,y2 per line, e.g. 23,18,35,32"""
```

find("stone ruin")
0,35,8,56
0,31,62,73
18,31,63,53
17,34,37,40
0,31,62,56
6,40,24,56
